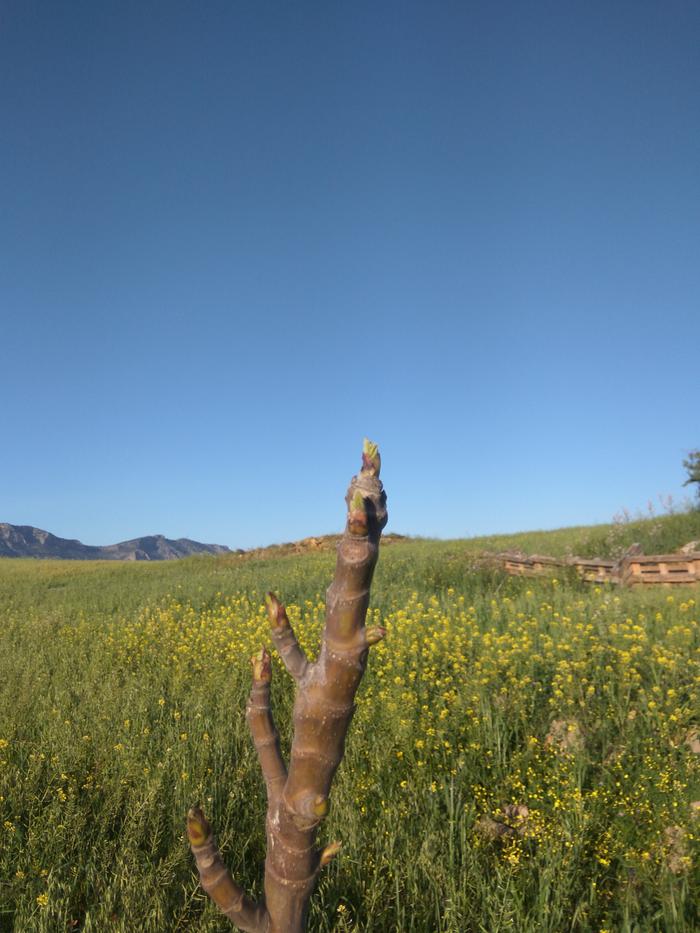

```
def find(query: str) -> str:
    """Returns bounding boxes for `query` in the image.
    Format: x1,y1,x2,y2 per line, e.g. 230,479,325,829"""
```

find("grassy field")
1,512,700,931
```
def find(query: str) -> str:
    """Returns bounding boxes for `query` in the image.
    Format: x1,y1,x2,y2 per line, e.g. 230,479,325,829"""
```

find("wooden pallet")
492,550,700,587
619,553,700,586
570,558,616,583
499,553,562,577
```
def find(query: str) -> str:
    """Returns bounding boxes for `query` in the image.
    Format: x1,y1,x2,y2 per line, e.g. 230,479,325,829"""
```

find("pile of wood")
489,543,700,587
618,551,700,586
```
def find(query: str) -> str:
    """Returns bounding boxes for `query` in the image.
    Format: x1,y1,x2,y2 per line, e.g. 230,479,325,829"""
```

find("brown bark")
188,440,388,932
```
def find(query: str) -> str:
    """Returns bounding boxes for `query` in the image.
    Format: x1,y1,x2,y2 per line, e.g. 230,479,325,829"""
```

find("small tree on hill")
683,450,700,508
187,440,388,932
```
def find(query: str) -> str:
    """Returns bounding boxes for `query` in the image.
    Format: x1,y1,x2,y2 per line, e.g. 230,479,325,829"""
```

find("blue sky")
2,1,698,548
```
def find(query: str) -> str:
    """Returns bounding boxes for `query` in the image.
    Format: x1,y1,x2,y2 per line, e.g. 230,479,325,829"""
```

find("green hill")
1,510,699,931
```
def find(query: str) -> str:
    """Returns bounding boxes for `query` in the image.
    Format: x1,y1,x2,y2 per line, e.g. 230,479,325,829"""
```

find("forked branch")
188,439,388,932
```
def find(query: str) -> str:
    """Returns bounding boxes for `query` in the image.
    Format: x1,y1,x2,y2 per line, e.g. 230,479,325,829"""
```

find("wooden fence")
489,549,700,586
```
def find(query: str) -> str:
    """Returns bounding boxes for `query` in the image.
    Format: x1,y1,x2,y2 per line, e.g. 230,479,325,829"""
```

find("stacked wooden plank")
489,547,700,587
498,552,562,577
618,552,700,586
570,557,616,583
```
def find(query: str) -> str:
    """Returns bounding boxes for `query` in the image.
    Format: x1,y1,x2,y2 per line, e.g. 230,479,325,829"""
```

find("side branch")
187,807,268,933
246,648,287,802
266,593,309,682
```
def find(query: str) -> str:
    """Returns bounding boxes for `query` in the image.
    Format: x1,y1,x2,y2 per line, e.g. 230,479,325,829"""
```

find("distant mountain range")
0,524,231,561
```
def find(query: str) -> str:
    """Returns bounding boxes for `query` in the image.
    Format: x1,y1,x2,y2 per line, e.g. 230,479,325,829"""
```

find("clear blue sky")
2,1,698,549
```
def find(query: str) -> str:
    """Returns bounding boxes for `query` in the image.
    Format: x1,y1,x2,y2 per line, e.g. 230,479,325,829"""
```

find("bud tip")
251,646,272,682
186,806,210,846
320,841,342,867
314,795,330,818
361,438,381,477
366,625,387,646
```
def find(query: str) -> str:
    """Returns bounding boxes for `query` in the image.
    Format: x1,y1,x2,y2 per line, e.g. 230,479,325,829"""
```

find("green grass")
1,511,699,931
